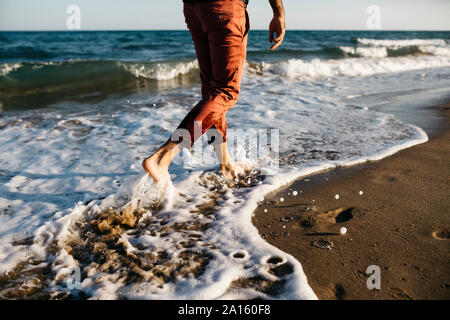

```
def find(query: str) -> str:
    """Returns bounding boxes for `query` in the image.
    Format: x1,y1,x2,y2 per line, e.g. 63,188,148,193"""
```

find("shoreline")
253,100,450,299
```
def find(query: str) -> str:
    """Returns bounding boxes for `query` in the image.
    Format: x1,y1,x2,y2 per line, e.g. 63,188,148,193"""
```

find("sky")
0,0,449,31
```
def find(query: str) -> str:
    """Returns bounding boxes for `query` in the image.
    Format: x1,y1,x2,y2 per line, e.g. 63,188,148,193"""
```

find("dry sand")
253,102,450,300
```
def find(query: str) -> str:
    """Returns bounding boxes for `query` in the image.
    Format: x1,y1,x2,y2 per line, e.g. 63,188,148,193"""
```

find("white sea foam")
0,55,449,299
339,46,388,58
0,63,22,76
419,45,450,57
349,38,450,58
258,56,450,80
357,38,447,47
118,60,198,80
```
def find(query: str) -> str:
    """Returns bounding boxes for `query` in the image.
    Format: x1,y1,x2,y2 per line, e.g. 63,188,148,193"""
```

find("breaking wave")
249,55,450,79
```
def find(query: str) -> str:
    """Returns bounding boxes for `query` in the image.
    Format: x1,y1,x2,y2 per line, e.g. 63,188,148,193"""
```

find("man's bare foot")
142,153,169,183
220,161,251,180
142,141,181,183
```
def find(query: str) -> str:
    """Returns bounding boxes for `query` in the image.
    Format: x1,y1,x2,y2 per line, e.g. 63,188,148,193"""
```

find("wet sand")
253,101,450,300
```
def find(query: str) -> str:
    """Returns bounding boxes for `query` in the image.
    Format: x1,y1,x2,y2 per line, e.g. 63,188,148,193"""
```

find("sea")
0,30,449,299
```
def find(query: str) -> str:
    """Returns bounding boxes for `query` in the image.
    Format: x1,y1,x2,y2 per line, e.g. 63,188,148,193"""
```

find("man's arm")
268,0,286,51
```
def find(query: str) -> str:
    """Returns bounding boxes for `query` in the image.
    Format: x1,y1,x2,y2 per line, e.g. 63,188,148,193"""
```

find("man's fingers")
271,33,285,51
270,32,284,50
270,40,281,51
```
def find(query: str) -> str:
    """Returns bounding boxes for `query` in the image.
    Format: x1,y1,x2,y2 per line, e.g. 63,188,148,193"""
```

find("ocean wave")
340,44,449,59
356,38,447,47
0,59,199,81
117,60,198,80
0,60,200,110
253,56,450,79
338,38,450,58
339,46,388,58
419,45,450,57
339,45,432,58
249,40,450,60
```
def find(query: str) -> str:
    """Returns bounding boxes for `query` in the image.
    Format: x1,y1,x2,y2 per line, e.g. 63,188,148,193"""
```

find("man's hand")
269,0,285,51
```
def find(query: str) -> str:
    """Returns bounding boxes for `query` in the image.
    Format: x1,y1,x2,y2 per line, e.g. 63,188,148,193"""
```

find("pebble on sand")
335,194,340,199
359,190,364,195
340,227,347,235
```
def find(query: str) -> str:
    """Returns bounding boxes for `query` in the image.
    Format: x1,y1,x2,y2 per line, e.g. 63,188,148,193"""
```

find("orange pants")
176,0,250,147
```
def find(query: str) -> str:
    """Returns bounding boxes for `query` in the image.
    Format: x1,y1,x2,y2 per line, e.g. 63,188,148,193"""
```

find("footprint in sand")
300,207,353,227
432,229,449,240
298,207,354,236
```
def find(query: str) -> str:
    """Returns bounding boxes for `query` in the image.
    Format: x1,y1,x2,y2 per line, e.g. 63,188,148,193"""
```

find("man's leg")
142,4,203,182
143,0,249,181
143,3,215,182
183,0,249,167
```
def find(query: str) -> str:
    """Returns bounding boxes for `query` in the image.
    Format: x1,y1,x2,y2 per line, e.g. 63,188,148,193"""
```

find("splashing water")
17,169,316,300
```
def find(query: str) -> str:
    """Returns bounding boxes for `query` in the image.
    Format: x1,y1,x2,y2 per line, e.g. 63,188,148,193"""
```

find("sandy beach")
253,101,450,300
